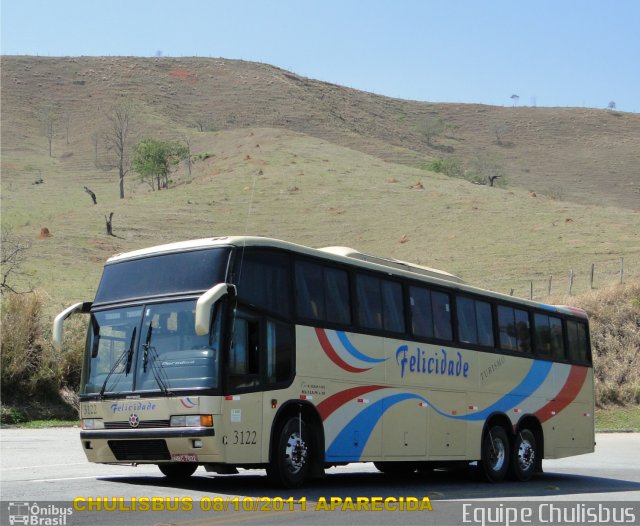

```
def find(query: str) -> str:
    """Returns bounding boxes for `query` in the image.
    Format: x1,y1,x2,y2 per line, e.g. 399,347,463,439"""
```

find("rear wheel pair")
481,426,537,482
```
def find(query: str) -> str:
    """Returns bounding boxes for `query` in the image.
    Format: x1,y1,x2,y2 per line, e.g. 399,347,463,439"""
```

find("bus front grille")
105,420,170,429
108,439,171,461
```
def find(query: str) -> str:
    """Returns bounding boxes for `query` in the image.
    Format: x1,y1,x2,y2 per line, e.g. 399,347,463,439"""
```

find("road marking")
167,510,301,526
1,462,87,471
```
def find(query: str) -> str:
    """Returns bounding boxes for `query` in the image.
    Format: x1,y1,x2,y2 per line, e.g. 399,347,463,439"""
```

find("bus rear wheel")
480,425,510,482
509,429,537,481
267,416,310,488
158,463,198,480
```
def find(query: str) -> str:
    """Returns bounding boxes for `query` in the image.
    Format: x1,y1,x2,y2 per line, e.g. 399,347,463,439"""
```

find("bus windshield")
81,299,221,396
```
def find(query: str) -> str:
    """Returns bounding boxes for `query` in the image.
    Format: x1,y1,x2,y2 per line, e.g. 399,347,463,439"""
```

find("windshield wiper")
142,322,171,396
125,327,137,375
99,327,137,399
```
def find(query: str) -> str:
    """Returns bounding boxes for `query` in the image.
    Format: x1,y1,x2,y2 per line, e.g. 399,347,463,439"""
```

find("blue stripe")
336,331,387,364
458,359,553,420
326,393,420,460
324,360,553,460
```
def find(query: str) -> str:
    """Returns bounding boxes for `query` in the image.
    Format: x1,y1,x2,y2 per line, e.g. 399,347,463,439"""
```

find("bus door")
222,311,263,464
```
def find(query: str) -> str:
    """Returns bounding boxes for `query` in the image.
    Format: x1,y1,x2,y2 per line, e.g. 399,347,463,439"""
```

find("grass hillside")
1,56,639,314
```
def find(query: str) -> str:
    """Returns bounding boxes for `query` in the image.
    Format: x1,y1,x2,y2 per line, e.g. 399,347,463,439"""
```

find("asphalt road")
1,428,639,526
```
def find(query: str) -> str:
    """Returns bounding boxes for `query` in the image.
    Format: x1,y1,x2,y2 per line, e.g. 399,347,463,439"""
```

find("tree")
466,154,506,187
1,228,32,295
101,104,134,199
181,134,193,177
193,114,216,132
417,117,447,146
510,94,520,107
607,101,616,110
39,106,58,157
133,139,188,191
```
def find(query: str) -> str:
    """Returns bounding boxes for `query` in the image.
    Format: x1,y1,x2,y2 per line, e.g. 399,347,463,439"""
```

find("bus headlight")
82,419,105,430
170,415,213,427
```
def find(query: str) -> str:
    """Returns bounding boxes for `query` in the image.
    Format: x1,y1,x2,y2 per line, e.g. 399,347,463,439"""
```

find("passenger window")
534,313,565,359
356,274,383,330
229,312,293,391
432,291,452,341
456,297,494,347
236,251,291,318
295,261,351,325
356,274,405,333
266,320,293,383
567,320,590,364
498,306,531,352
229,317,260,388
409,286,434,339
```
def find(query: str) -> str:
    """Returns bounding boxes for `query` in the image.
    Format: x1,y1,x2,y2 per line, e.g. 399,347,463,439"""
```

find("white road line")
1,462,87,471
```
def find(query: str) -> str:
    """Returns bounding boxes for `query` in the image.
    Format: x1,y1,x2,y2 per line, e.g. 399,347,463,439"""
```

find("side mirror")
195,283,236,336
52,302,92,350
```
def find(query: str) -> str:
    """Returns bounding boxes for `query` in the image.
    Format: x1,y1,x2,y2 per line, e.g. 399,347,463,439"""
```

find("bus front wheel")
267,416,310,488
158,463,198,480
480,425,510,482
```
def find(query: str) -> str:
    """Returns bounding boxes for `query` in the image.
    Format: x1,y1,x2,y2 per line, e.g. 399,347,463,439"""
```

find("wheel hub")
490,437,506,471
517,439,535,470
284,432,308,473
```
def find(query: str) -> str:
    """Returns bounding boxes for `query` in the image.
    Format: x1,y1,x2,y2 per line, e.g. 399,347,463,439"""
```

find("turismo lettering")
396,346,469,379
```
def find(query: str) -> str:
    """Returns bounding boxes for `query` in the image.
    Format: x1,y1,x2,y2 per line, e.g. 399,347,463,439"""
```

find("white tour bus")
54,236,594,487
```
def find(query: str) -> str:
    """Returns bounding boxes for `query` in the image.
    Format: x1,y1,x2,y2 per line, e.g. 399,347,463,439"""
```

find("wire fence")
482,257,639,301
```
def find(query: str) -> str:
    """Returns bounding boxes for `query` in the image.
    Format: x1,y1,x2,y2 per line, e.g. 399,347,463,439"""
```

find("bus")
53,236,594,488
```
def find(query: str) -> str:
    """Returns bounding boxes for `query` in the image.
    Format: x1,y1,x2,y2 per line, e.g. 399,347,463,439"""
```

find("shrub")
426,158,464,178
547,281,640,406
1,290,87,419
1,290,58,401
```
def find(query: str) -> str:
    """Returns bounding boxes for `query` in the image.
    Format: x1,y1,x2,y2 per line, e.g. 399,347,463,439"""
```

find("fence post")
590,263,595,289
568,269,574,295
548,275,552,296
530,281,533,300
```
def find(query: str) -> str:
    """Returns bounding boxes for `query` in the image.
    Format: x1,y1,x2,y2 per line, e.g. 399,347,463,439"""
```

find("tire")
509,429,537,481
374,461,417,475
267,416,311,488
158,462,197,480
480,425,510,482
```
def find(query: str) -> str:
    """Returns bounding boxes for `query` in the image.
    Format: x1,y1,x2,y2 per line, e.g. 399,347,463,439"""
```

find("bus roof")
106,236,588,319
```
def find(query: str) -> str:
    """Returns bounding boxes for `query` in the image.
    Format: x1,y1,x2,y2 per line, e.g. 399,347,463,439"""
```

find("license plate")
171,453,197,462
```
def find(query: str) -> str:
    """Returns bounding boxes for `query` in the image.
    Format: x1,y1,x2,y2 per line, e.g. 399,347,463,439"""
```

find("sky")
1,0,639,112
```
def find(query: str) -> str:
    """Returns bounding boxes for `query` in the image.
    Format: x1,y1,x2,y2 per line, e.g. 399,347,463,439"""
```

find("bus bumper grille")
108,439,171,461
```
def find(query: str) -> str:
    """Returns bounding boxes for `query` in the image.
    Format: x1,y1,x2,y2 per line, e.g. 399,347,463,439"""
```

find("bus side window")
229,317,260,388
498,306,531,352
266,320,293,383
432,291,452,341
410,286,434,339
534,313,564,359
567,320,590,364
549,316,565,360
515,309,531,352
356,274,383,330
534,314,551,356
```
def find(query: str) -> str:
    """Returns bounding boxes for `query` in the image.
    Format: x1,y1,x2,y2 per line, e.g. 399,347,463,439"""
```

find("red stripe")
315,328,370,373
316,385,387,421
534,366,589,423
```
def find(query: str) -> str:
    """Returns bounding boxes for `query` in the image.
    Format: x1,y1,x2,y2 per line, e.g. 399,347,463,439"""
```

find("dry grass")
0,290,86,421
548,281,640,406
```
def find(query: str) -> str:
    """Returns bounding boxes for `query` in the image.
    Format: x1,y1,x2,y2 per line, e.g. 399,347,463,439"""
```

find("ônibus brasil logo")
7,502,73,525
